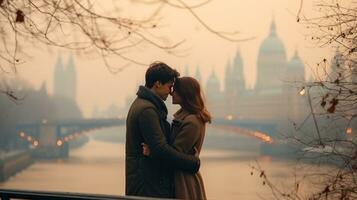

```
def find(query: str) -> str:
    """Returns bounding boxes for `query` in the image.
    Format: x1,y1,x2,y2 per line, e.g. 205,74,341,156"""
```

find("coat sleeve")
172,116,201,154
138,108,200,173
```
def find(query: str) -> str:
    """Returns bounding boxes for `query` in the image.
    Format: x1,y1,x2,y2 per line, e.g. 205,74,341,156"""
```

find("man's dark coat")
125,86,200,198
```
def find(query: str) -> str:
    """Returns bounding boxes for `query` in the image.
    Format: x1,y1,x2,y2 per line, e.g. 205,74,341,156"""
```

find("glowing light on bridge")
19,131,41,146
214,125,273,144
19,131,25,137
225,115,233,121
346,128,352,135
252,131,273,144
33,141,39,147
56,140,63,147
64,137,69,142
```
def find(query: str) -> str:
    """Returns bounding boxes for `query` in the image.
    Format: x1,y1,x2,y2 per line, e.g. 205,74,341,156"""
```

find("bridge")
16,118,125,158
15,118,277,159
212,118,277,143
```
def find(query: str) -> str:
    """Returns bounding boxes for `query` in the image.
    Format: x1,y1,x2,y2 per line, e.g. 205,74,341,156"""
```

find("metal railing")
0,189,171,200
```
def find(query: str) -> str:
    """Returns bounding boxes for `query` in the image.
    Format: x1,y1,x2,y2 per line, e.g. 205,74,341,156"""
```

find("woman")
143,76,211,200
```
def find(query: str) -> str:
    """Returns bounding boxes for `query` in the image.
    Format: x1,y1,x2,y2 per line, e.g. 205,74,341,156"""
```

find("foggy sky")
14,0,344,117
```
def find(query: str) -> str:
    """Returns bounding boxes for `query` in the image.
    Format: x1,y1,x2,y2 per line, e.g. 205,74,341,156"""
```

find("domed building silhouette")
256,20,287,94
205,19,307,123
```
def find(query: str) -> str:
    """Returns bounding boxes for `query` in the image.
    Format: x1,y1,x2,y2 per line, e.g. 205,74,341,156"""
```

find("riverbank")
0,136,89,182
0,150,34,182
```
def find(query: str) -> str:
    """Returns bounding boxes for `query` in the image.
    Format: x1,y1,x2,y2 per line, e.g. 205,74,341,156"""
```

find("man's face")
154,81,173,101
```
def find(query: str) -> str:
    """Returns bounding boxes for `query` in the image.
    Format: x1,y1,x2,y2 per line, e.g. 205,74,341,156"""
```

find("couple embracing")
125,62,211,199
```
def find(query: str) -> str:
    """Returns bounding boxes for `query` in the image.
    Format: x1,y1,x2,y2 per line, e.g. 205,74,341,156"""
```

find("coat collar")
136,85,168,119
173,108,191,121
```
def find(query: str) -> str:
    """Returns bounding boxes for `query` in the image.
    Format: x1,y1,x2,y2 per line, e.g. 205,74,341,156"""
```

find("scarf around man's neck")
136,86,168,120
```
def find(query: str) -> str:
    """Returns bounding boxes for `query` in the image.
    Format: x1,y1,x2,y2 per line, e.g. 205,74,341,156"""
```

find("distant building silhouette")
206,19,307,123
121,19,310,124
206,69,224,117
256,20,287,93
283,50,306,121
232,49,246,94
66,54,77,101
53,54,82,119
53,54,77,102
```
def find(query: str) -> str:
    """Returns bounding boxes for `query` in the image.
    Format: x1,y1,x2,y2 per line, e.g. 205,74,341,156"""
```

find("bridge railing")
0,189,174,200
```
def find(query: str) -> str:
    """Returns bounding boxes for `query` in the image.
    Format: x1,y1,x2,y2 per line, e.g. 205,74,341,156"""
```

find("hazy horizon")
6,0,346,117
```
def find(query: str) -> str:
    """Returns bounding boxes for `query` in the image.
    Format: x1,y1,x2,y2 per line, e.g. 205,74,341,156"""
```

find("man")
125,62,200,198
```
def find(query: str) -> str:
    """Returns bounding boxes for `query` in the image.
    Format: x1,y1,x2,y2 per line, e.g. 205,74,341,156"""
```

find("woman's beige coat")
171,109,207,200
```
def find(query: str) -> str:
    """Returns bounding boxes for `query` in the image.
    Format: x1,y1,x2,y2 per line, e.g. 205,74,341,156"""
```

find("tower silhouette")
53,54,77,102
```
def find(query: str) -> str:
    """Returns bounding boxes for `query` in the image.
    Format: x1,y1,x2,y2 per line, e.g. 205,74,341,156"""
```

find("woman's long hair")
174,77,212,123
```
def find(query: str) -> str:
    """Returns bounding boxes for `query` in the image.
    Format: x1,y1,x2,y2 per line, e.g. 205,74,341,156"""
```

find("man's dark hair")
145,62,180,88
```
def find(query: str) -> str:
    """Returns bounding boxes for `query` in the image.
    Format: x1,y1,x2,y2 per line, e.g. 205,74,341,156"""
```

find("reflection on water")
0,140,125,195
0,126,318,199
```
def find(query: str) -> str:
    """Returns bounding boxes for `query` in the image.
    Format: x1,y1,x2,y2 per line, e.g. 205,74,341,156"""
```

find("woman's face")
171,90,182,105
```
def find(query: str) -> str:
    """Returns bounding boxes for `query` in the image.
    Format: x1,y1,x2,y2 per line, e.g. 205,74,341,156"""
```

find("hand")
141,143,151,156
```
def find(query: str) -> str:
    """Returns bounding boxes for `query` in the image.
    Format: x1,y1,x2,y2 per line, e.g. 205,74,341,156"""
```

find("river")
0,126,320,199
